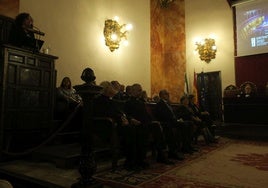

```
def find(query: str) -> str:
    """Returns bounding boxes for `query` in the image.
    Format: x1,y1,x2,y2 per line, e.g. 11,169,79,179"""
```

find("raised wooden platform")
0,147,123,188
31,143,81,169
216,123,268,141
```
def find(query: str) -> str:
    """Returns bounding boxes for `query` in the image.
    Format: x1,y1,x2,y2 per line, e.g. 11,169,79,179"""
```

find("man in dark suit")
176,95,215,145
124,84,173,166
156,90,195,155
92,81,137,170
188,94,217,140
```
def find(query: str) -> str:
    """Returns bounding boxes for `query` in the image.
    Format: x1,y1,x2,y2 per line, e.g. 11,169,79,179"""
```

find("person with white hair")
92,81,139,170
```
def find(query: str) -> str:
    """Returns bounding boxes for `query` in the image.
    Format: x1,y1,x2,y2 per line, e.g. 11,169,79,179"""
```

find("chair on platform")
224,84,239,98
240,81,257,96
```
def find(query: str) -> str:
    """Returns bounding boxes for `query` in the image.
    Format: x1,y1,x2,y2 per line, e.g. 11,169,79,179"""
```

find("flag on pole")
184,72,189,95
193,71,199,106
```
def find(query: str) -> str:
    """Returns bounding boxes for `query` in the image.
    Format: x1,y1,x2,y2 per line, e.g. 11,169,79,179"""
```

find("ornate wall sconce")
103,18,132,52
195,38,217,63
159,0,175,7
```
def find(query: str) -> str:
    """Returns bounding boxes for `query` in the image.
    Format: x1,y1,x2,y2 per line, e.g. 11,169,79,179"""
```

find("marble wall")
0,0,19,18
150,0,185,102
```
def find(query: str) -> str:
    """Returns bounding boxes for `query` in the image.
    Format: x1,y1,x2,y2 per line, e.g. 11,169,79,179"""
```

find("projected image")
240,12,268,46
236,0,268,56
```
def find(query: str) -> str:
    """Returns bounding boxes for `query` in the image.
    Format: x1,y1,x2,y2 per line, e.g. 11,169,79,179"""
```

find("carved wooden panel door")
197,71,223,121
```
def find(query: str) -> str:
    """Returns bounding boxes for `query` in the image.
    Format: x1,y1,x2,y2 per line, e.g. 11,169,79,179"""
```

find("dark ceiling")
227,0,255,7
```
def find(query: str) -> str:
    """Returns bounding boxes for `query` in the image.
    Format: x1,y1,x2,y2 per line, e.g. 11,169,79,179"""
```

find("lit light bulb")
123,40,129,46
126,24,133,31
114,16,119,21
111,33,117,41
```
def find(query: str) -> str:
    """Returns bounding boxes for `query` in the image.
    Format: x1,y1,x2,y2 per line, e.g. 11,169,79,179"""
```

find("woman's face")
22,16,33,29
62,78,71,89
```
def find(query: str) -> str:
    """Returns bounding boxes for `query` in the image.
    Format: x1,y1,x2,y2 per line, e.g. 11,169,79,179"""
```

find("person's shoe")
215,135,220,140
182,148,194,154
168,152,185,160
157,157,174,165
177,152,185,160
124,161,135,171
190,146,199,152
137,161,150,169
156,150,174,164
210,138,218,143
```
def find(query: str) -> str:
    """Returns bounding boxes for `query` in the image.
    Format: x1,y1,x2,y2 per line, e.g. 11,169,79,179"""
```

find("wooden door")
197,71,222,121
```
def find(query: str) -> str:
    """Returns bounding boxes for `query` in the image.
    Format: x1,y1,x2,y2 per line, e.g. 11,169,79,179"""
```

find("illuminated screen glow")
236,0,268,56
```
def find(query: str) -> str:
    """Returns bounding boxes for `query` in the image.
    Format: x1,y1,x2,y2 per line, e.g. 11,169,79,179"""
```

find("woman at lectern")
8,12,36,49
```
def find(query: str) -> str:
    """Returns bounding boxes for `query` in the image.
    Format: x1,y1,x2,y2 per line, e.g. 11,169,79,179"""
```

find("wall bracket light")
195,38,217,63
103,18,132,52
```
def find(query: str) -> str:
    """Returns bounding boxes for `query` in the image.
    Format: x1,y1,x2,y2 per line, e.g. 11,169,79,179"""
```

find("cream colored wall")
185,0,235,92
20,0,236,95
20,0,151,93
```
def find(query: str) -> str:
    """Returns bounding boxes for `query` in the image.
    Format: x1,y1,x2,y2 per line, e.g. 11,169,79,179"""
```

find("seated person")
123,85,133,101
111,80,126,101
239,83,256,98
80,67,97,85
55,77,82,120
140,90,149,102
188,94,216,138
92,81,137,170
155,89,195,157
176,95,215,145
124,84,173,166
152,95,160,103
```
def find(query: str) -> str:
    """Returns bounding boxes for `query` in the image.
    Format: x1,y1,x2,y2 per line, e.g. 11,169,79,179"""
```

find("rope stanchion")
1,102,82,156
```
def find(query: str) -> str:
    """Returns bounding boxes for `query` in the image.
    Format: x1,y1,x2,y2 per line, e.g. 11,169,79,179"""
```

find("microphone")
26,27,45,36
